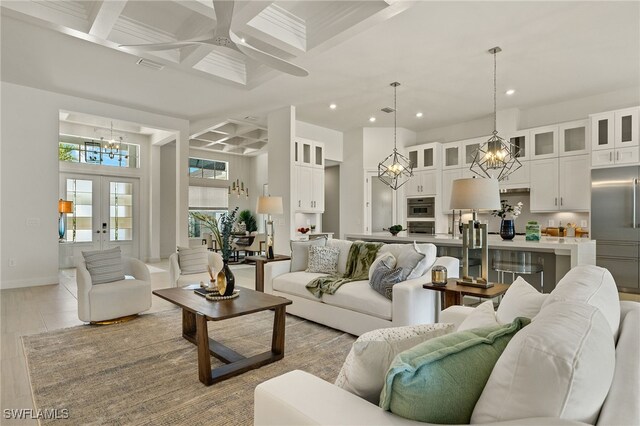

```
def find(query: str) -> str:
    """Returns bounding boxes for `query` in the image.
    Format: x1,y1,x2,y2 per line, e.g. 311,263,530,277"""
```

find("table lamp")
449,177,500,288
257,196,283,259
58,199,73,241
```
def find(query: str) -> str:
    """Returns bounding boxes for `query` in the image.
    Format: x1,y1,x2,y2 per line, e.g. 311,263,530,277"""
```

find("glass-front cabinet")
591,107,639,151
559,120,589,156
507,130,529,161
295,138,324,168
406,142,439,170
530,125,559,160
461,137,486,167
442,142,462,169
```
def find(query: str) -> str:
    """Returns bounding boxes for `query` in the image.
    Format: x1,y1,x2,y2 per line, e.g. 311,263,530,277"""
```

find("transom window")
189,157,228,180
59,136,140,168
188,186,229,238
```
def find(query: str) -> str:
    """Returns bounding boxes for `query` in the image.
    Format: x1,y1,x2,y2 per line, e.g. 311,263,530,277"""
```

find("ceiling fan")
119,0,309,77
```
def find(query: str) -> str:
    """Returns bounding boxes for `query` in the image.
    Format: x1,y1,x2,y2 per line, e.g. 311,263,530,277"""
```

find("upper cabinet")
442,142,462,169
530,125,559,160
407,142,440,170
590,107,640,168
507,130,530,161
559,120,590,156
461,137,487,167
295,138,324,168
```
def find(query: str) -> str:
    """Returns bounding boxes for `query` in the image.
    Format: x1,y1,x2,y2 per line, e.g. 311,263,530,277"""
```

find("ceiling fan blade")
229,32,309,77
119,41,201,51
212,0,234,36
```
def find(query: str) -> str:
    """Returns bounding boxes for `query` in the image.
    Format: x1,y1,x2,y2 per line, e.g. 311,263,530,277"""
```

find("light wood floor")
0,261,256,425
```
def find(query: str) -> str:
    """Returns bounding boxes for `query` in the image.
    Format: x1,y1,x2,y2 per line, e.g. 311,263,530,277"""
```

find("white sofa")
264,239,459,336
255,266,640,426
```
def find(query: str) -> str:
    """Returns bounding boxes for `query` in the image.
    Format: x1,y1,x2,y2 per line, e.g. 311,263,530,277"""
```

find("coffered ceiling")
2,1,640,157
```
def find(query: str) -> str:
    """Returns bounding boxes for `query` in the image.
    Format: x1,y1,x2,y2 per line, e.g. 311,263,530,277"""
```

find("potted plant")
238,210,258,234
385,224,405,236
492,200,523,240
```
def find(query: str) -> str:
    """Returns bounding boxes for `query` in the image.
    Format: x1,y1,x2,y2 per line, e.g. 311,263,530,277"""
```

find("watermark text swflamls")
4,408,70,420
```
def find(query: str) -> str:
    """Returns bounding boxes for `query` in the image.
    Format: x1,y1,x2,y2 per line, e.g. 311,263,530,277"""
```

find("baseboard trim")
1,275,59,289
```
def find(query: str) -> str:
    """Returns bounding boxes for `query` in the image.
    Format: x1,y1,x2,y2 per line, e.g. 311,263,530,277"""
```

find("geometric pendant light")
378,82,414,190
470,47,522,181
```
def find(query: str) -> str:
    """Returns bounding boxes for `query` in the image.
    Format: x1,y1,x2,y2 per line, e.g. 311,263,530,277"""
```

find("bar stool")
492,250,544,293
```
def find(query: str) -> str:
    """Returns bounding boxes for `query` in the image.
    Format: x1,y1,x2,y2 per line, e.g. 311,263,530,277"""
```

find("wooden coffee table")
153,287,292,386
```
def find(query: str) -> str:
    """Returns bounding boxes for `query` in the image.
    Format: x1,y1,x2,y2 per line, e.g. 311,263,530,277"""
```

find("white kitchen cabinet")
531,125,559,160
530,155,590,212
507,130,530,161
559,120,589,156
295,165,324,213
441,168,462,213
406,170,437,196
442,142,462,169
590,112,615,151
590,107,639,153
295,138,324,168
499,160,530,189
407,142,440,170
592,147,640,167
461,137,486,167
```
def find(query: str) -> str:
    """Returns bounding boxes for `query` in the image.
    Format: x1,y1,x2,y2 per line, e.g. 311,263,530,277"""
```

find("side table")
245,255,291,292
423,279,510,309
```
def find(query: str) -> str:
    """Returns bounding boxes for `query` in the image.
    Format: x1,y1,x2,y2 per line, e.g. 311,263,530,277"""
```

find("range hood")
499,187,530,194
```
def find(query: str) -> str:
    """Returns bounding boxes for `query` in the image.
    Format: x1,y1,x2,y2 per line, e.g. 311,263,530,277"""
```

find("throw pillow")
369,263,404,300
395,244,426,280
458,300,499,331
368,252,396,280
407,242,436,280
177,246,208,274
541,265,620,337
472,301,615,425
334,323,455,405
379,317,530,424
306,246,340,274
290,237,327,272
82,246,125,285
495,276,547,324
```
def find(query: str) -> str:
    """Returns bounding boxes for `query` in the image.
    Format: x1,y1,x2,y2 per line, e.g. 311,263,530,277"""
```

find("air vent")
136,58,164,71
381,107,395,113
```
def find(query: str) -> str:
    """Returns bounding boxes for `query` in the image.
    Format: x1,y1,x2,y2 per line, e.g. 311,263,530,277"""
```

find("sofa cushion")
496,276,547,324
82,247,125,284
326,239,353,275
368,252,396,280
176,246,208,274
458,300,498,331
472,301,616,424
176,272,210,288
273,271,329,301
389,245,425,280
322,281,392,320
335,323,455,405
379,243,436,280
290,237,327,272
306,246,340,274
541,265,620,337
369,262,403,300
380,317,529,424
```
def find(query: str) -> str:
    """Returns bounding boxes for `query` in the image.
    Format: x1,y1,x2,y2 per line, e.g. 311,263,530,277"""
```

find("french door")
60,174,139,261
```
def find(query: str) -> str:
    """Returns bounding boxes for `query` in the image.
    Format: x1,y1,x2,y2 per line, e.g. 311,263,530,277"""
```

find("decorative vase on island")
500,219,516,240
216,260,235,296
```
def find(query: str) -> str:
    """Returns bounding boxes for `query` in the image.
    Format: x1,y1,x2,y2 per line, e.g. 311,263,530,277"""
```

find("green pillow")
379,318,530,424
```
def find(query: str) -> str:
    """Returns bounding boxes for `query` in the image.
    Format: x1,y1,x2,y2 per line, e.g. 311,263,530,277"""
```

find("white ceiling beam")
231,1,274,27
88,1,128,40
177,0,217,20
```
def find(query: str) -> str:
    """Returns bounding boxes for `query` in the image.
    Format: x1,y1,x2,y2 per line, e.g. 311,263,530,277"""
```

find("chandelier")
229,179,248,198
101,122,123,159
470,47,522,181
377,82,413,190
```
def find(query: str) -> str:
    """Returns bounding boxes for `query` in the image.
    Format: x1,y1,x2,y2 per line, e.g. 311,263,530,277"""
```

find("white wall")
251,153,269,232
160,143,177,258
296,120,344,162
339,129,364,238
0,82,189,289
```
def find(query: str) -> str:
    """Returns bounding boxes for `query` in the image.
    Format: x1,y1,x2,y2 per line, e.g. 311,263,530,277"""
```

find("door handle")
560,197,563,206
610,152,612,162
633,178,637,229
298,200,301,207
617,151,620,161
554,197,557,206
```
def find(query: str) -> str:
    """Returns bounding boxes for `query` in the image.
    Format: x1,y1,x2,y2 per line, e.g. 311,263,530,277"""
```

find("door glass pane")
66,179,93,242
465,144,479,163
423,149,433,167
564,127,585,152
315,146,323,166
371,178,393,232
621,115,632,143
110,182,133,241
294,142,298,162
534,132,554,155
598,119,608,145
445,147,459,166
510,136,526,158
409,151,418,168
303,144,311,163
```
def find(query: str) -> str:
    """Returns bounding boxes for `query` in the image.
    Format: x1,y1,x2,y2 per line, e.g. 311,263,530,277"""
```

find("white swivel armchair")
77,257,152,323
169,251,223,287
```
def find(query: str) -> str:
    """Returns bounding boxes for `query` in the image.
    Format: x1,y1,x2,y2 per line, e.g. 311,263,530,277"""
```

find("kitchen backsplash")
448,192,590,234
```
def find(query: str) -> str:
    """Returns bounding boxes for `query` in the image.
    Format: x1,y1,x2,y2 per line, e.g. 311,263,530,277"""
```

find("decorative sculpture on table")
217,207,238,296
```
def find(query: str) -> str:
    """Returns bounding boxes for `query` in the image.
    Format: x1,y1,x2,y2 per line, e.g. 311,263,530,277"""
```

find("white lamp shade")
449,177,500,210
257,196,283,215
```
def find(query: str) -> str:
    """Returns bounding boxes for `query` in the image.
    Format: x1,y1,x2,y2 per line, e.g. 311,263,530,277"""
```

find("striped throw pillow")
82,247,126,285
177,246,208,274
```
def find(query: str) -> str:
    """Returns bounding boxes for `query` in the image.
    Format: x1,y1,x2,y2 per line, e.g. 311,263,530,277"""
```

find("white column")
176,131,190,247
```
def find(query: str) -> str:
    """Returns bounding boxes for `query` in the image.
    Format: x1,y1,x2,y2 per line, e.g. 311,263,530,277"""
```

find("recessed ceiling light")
416,112,423,118
240,38,246,43
505,89,516,95
369,116,376,122
329,103,337,110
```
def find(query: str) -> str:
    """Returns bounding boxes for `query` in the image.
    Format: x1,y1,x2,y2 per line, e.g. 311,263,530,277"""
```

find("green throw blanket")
306,241,383,298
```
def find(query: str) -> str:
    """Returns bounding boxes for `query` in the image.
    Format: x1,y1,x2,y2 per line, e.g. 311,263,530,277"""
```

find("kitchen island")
345,232,596,291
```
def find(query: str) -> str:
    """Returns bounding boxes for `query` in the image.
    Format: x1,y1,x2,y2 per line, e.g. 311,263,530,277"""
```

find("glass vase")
500,219,516,240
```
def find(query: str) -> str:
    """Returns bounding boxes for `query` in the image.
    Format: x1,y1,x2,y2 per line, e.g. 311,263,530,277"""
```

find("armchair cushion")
81,246,125,284
459,300,499,331
177,246,208,274
496,276,547,324
335,323,454,405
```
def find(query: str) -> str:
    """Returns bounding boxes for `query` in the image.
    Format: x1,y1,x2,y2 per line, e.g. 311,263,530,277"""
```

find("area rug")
22,309,356,425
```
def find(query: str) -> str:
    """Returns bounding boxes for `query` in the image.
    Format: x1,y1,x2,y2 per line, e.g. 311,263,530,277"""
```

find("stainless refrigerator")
591,166,640,293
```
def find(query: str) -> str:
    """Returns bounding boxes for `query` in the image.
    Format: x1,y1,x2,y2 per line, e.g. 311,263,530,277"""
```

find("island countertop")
345,232,596,268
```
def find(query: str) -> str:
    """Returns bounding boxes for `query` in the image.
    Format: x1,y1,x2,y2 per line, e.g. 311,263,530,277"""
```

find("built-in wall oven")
407,221,435,235
407,197,435,219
